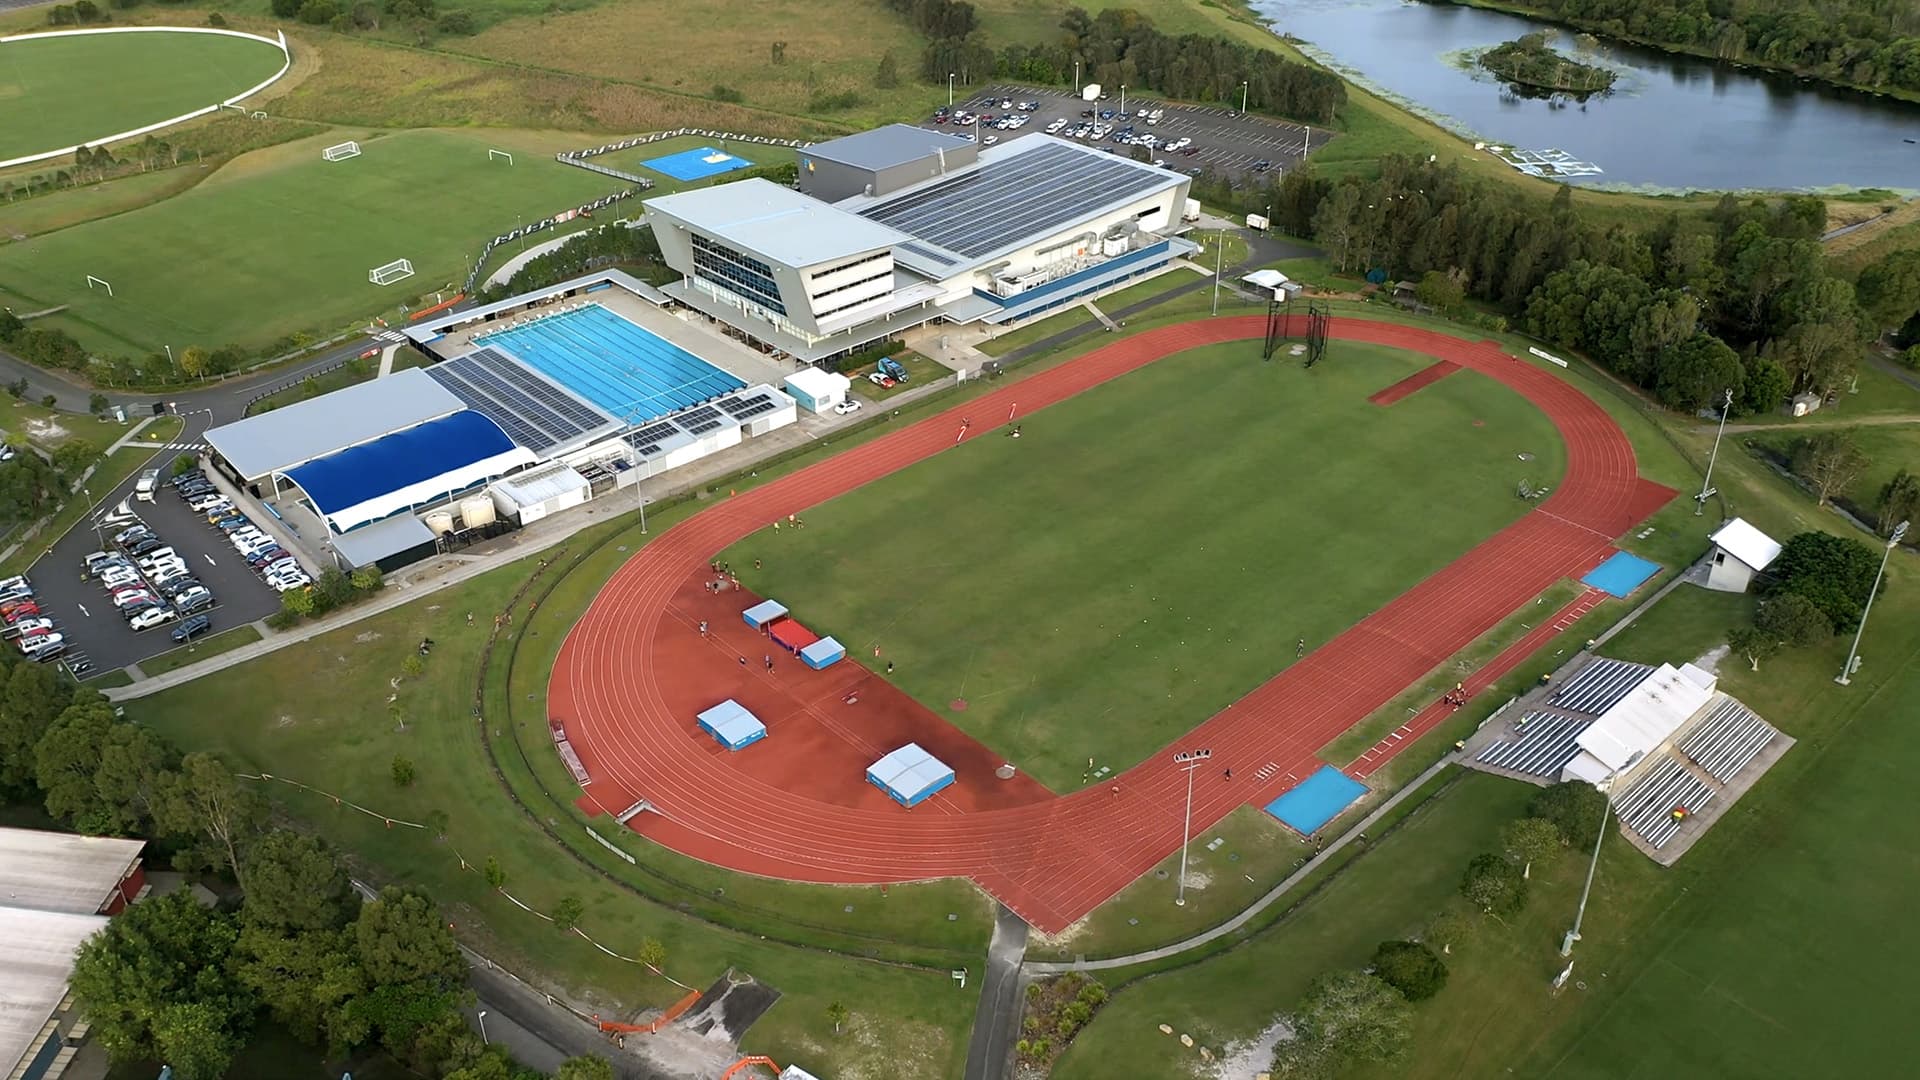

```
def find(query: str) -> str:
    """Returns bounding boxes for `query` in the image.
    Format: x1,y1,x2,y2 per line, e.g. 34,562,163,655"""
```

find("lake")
1253,0,1920,192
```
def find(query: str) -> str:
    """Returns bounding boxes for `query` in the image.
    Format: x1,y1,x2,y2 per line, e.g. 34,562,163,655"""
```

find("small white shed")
1242,268,1302,301
1705,517,1782,593
784,367,852,414
490,463,590,525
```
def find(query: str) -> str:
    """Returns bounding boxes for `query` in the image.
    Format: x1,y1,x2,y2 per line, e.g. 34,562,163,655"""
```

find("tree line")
912,5,1347,125
1269,781,1602,1076
1449,0,1920,94
1727,528,1896,670
1232,156,1920,418
0,648,614,1079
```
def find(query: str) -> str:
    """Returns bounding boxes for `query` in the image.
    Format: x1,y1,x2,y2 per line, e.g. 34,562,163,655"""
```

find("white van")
133,469,160,503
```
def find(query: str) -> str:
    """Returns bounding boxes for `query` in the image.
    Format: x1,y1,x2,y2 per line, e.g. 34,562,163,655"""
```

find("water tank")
424,511,455,537
459,497,497,529
1101,235,1128,257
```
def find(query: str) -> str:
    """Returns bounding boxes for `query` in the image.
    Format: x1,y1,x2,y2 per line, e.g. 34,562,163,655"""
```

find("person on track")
698,620,708,637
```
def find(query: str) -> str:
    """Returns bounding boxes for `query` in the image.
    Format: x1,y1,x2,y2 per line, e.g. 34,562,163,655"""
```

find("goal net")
324,141,362,162
369,259,415,286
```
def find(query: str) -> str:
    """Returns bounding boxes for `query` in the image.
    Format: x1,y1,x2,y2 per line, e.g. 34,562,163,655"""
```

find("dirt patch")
1213,1017,1294,1080
1691,643,1730,674
22,416,67,444
354,630,382,643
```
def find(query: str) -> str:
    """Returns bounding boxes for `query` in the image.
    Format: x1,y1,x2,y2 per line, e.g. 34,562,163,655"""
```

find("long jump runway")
550,317,1675,932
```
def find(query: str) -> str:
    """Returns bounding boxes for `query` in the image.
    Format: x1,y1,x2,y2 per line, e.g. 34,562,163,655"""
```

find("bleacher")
1475,711,1593,780
1679,698,1779,783
1612,754,1715,849
1549,657,1655,715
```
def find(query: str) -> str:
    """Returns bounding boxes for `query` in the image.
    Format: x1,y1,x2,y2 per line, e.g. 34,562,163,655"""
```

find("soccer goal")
488,148,514,165
323,141,362,162
369,259,415,286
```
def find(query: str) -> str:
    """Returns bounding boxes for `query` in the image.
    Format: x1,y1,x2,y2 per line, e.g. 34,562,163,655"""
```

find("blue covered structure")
742,598,788,629
1263,765,1367,836
866,743,955,807
281,410,533,533
473,303,745,421
800,636,845,670
1581,551,1661,598
696,699,767,751
642,146,755,182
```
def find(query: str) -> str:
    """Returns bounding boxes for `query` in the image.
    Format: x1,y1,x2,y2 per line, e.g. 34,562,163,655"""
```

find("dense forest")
899,2,1348,124
1200,158,1920,417
1445,0,1920,93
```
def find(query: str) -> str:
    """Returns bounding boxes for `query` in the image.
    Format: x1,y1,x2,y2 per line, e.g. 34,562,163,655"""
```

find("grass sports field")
0,29,286,163
724,340,1568,792
0,129,620,354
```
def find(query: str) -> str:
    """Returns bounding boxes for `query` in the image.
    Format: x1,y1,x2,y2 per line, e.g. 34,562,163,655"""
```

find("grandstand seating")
1475,711,1593,779
476,303,744,422
1549,657,1655,715
1679,698,1778,783
1612,754,1715,849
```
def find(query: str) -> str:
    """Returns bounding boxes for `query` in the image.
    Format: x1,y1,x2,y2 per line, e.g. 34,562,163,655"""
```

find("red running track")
550,317,1676,932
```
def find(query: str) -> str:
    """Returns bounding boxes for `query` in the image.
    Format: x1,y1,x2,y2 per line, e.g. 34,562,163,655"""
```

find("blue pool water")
1264,765,1368,836
475,304,744,421
641,146,755,181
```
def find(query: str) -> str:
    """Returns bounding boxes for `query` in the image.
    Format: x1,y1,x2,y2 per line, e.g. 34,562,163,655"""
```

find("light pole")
1171,748,1212,905
1560,753,1639,958
1209,231,1224,316
1695,387,1734,516
1240,81,1249,115
948,73,956,108
1836,519,1908,686
477,1010,488,1044
1074,60,1081,94
1119,85,1126,117
163,344,174,371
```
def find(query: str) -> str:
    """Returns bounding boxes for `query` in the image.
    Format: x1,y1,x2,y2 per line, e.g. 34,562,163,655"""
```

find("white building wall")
917,188,1187,305
1704,550,1757,593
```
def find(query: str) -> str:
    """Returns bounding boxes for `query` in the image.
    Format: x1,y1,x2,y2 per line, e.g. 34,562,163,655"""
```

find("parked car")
171,614,213,643
127,538,163,557
129,607,178,631
5,617,53,639
833,399,863,416
110,590,157,610
3,603,42,623
173,588,215,615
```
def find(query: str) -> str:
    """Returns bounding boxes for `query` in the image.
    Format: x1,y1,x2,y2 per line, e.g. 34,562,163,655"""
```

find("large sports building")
206,272,800,571
644,125,1197,361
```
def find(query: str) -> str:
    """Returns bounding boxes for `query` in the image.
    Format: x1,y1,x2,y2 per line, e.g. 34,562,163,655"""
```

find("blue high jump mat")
1264,765,1368,836
641,146,755,181
1581,551,1660,598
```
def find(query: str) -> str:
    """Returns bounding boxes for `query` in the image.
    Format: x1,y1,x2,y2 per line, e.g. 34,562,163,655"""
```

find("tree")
1654,331,1742,412
1855,249,1920,331
0,659,72,796
1764,530,1885,633
1424,907,1477,955
552,894,585,932
350,565,384,592
482,855,506,890
177,345,211,378
36,701,176,835
637,937,667,973
233,924,368,1054
1755,592,1835,645
770,40,786,64
1500,817,1565,879
827,1000,850,1035
1727,625,1779,671
1460,853,1528,915
354,885,466,990
426,808,451,838
1270,971,1410,1078
1528,781,1608,849
1879,469,1920,537
69,891,254,1077
242,831,360,932
1742,353,1791,415
1369,939,1447,1001
156,752,270,890
1792,429,1869,506
1414,269,1464,312
875,50,901,88
556,1058,616,1080
88,391,109,415
392,755,417,787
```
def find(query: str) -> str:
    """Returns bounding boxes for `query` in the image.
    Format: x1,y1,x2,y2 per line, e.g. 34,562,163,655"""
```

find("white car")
100,569,142,589
833,399,863,416
128,607,178,631
270,576,311,594
19,633,63,657
136,546,176,566
111,591,159,611
8,618,53,639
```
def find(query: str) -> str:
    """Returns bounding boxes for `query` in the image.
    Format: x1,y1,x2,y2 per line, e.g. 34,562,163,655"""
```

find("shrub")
435,9,474,34
1370,939,1448,1001
207,12,227,26
1528,781,1608,849
807,90,865,112
1460,853,1528,916
297,0,338,24
711,85,745,103
391,756,416,787
1902,344,1920,371
270,0,301,15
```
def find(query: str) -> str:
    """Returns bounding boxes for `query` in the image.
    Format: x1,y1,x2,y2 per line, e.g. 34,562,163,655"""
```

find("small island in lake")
1478,32,1617,97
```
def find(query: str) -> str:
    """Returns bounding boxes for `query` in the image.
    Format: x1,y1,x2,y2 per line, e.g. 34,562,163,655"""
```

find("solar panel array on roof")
426,348,615,453
1550,658,1657,716
677,405,724,435
858,142,1168,259
896,241,959,268
719,392,779,421
622,421,680,456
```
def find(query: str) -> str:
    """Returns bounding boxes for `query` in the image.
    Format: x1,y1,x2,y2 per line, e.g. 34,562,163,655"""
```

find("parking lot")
924,83,1320,182
22,418,285,677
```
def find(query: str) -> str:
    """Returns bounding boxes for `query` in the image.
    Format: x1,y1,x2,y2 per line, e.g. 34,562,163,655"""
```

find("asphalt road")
927,82,1317,182
24,411,281,673
962,905,1030,1080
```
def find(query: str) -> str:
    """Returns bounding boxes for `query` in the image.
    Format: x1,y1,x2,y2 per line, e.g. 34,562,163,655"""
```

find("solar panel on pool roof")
857,142,1169,260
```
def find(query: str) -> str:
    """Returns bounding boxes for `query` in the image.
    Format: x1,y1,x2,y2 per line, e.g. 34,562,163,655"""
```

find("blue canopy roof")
284,410,514,518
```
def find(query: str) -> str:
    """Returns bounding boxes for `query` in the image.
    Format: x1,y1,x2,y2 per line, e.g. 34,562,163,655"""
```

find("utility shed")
491,462,592,524
1705,517,1782,594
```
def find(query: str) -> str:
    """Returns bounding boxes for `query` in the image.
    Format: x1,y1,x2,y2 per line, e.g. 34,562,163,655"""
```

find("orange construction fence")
595,988,700,1035
408,294,466,321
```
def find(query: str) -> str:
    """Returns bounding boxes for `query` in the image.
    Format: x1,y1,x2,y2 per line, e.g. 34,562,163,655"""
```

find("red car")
4,603,42,623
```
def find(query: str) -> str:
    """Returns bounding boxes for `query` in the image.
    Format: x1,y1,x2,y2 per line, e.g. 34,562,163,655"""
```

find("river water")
1253,0,1920,192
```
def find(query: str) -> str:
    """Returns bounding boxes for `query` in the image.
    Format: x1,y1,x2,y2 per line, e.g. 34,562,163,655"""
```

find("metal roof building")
0,828,147,916
646,130,1196,363
1562,663,1718,785
1706,517,1783,593
205,367,464,482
